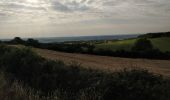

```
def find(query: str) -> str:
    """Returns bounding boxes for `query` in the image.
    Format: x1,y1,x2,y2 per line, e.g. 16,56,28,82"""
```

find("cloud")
0,0,170,38
51,1,71,12
50,0,90,12
1,0,170,19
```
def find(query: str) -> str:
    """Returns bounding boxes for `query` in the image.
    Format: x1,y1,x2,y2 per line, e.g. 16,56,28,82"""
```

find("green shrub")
132,38,153,52
10,37,25,44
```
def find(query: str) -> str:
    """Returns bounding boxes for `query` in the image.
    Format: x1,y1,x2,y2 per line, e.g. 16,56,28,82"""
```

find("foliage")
3,36,170,59
26,38,40,47
138,32,170,38
132,38,153,52
9,37,25,44
95,37,170,53
0,45,170,100
0,72,52,100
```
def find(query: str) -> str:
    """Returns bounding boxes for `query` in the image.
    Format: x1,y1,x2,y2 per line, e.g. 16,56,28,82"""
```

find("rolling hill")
95,37,170,52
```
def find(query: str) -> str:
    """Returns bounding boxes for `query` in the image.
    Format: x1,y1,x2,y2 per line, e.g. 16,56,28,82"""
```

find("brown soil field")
32,48,170,77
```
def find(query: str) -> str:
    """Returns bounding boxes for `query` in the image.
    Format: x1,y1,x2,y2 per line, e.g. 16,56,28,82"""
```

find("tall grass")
0,72,48,100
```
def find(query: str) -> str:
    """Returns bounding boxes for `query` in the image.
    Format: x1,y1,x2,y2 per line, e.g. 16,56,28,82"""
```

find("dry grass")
33,48,170,77
10,45,170,77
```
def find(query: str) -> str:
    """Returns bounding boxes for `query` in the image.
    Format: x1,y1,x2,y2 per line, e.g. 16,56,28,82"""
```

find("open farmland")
33,47,170,77
151,37,170,52
95,39,136,51
95,37,170,52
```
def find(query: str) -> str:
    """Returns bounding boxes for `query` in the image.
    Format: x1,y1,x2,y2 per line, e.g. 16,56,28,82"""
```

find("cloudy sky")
0,0,170,38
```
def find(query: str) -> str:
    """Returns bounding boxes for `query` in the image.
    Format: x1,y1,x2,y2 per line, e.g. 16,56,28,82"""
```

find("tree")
87,44,95,53
26,38,40,47
11,37,25,44
132,38,153,52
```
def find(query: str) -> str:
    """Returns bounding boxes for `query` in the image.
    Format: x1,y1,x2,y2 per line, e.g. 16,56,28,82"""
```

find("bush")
26,38,40,47
10,37,25,44
0,45,170,100
101,69,168,100
138,32,170,38
132,38,153,52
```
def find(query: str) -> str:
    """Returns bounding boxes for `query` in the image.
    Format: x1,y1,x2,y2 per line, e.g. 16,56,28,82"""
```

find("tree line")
2,36,170,59
138,32,170,38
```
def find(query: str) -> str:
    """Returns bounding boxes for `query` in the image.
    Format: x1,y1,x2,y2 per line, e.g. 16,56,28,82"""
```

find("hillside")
4,33,170,59
30,47,170,77
95,37,170,52
1,45,170,99
151,37,170,52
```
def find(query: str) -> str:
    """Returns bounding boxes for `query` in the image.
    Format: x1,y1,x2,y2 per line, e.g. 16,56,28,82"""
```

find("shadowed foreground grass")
0,44,170,100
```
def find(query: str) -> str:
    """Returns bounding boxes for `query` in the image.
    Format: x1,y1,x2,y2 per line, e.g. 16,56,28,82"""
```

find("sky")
0,0,170,38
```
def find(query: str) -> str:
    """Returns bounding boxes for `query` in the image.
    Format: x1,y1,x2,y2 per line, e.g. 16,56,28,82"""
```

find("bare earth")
32,48,170,77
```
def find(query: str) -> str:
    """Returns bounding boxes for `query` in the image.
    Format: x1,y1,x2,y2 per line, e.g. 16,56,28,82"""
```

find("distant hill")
96,37,170,52
2,32,170,59
138,32,170,38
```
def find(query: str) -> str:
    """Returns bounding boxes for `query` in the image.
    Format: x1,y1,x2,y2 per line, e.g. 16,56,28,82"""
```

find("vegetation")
95,39,136,51
0,71,51,100
132,38,153,52
26,38,40,47
1,32,170,60
0,45,170,100
95,32,170,52
3,37,170,59
10,37,25,44
138,32,170,38
94,38,170,59
96,37,170,52
151,37,170,52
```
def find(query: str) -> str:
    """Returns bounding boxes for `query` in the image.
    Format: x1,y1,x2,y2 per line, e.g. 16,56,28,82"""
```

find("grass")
95,37,170,52
1,44,170,100
0,72,46,100
95,39,136,51
150,37,170,52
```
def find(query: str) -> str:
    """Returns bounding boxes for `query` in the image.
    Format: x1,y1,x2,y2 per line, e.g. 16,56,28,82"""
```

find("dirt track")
33,48,170,77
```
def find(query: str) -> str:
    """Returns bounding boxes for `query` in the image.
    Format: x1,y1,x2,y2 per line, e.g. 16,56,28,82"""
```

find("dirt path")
33,48,170,77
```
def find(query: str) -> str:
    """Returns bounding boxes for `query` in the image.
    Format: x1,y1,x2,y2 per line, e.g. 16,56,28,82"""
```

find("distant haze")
0,0,170,39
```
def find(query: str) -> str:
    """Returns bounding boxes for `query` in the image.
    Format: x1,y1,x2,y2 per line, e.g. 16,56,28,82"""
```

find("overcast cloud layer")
0,0,170,38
